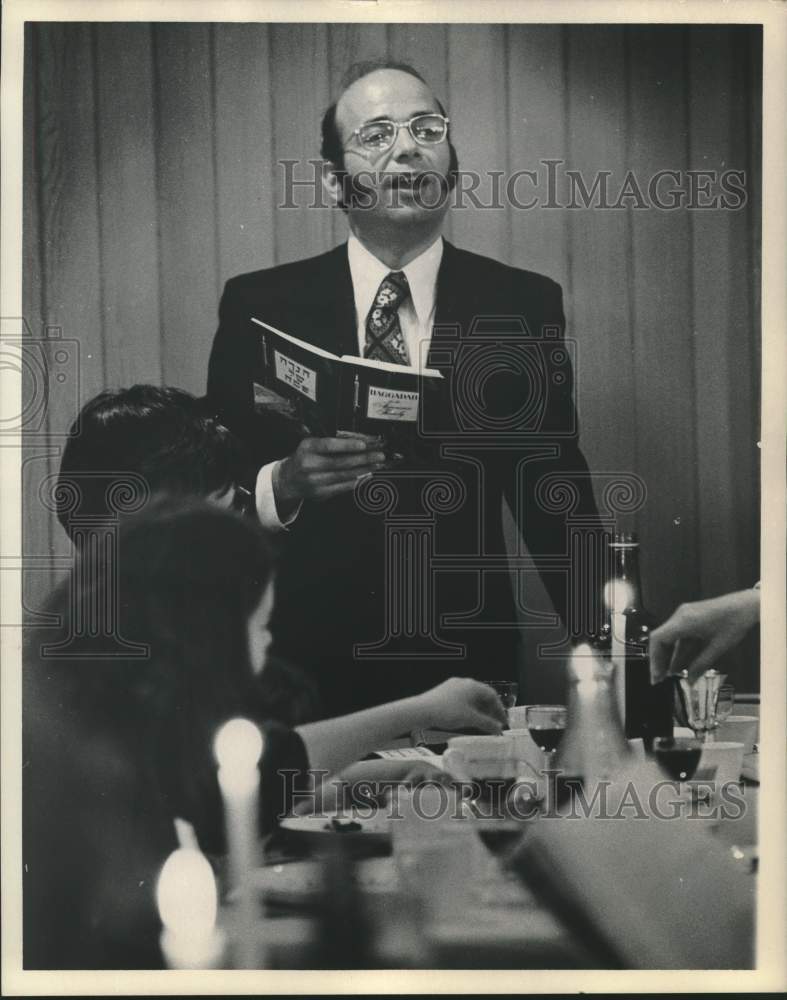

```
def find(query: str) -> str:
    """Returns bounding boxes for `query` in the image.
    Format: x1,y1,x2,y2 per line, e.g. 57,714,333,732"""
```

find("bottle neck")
609,541,644,611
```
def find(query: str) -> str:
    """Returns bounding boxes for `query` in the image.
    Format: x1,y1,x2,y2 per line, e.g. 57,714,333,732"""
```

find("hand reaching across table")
297,676,507,779
414,677,509,735
649,587,760,683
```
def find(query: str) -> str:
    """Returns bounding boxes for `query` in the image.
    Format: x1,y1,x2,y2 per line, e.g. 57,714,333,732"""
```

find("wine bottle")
598,532,673,746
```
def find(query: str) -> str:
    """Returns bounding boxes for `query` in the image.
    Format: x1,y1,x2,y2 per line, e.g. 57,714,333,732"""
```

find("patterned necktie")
364,271,411,366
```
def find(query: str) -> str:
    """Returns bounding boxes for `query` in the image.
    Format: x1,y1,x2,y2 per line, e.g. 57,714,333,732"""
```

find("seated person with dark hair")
55,384,255,540
24,502,506,968
55,383,318,724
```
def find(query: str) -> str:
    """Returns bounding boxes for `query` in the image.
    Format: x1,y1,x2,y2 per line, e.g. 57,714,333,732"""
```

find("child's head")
56,385,252,540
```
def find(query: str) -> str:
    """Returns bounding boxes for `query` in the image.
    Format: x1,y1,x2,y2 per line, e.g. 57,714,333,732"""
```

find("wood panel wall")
22,22,761,692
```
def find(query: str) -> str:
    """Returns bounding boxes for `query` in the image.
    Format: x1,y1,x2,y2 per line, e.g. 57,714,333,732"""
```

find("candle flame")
214,717,264,772
156,848,217,936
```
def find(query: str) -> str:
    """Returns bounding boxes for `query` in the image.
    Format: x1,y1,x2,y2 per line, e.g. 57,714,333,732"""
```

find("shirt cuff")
255,461,302,531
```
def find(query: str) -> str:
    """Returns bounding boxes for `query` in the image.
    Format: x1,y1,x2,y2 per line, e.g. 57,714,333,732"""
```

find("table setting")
156,655,759,971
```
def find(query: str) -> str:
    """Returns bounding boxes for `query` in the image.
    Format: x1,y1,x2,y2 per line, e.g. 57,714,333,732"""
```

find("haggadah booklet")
252,317,443,461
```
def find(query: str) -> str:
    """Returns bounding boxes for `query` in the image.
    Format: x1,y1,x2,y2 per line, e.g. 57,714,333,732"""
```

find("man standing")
208,61,598,717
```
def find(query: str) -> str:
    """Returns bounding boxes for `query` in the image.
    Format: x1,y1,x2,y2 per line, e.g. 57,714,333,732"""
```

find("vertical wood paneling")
269,24,333,266
506,25,570,292
153,24,218,394
564,26,635,480
23,29,42,347
23,23,761,687
35,22,106,590
447,24,509,261
388,24,449,108
328,23,389,84
688,27,741,594
22,26,55,603
213,24,277,285
727,27,761,590
95,24,162,388
37,24,105,400
689,27,760,687
627,26,700,622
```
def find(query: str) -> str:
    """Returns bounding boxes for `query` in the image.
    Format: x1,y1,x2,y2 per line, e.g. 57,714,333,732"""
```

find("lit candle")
604,578,633,722
156,847,225,969
214,718,264,969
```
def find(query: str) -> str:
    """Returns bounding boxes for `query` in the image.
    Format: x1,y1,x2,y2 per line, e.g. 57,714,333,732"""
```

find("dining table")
231,721,760,971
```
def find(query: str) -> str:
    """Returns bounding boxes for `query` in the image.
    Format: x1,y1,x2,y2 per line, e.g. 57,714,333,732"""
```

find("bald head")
335,68,443,150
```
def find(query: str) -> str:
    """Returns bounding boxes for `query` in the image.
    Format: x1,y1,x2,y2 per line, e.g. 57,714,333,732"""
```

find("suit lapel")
428,241,479,374
297,243,358,358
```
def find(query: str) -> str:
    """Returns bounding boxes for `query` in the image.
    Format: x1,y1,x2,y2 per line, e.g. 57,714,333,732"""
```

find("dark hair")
319,59,459,201
34,501,275,849
56,385,251,541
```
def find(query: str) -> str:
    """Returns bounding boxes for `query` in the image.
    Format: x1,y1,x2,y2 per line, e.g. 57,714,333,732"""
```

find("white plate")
280,810,392,844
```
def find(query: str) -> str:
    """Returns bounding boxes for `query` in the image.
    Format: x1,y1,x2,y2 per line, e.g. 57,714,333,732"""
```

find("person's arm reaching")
295,677,507,778
649,587,760,683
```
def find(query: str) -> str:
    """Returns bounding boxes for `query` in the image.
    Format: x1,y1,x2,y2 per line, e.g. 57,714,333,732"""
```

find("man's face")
334,69,452,227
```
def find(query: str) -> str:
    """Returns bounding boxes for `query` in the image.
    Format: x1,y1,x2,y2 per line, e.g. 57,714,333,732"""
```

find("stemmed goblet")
525,704,567,771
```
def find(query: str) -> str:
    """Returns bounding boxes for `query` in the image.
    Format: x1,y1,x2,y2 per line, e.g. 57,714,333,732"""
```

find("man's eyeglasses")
346,113,450,154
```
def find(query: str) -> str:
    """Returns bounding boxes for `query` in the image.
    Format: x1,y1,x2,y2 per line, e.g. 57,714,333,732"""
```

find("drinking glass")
715,685,735,724
486,680,518,716
675,669,727,742
525,705,567,772
653,736,703,782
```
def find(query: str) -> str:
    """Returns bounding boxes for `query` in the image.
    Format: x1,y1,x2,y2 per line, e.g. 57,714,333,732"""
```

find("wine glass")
486,680,518,718
653,736,703,782
700,683,735,743
715,685,735,724
525,704,567,772
675,669,727,742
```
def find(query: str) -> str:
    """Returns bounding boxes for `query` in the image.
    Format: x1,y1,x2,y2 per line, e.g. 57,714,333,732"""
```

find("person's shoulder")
445,243,562,297
222,245,347,297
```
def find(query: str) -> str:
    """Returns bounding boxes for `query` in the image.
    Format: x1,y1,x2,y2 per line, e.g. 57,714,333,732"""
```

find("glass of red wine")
525,704,567,772
653,736,703,782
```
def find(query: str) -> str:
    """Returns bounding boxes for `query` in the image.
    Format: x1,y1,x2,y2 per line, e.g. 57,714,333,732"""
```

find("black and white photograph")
1,0,784,992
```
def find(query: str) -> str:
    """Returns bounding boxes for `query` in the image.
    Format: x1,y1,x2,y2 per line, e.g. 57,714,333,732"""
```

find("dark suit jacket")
208,241,599,716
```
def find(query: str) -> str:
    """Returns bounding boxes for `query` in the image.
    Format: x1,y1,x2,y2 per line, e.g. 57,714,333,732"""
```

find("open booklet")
252,318,443,462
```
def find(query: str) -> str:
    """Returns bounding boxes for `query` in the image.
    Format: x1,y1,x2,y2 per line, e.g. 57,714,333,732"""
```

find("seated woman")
23,501,505,967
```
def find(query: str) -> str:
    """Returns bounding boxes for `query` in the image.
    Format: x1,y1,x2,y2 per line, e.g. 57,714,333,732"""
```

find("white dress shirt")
255,234,444,530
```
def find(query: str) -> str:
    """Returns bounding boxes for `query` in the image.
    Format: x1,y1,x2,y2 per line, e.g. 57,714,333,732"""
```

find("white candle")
156,847,225,969
604,579,634,722
214,718,264,969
